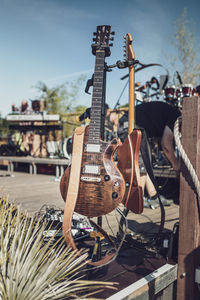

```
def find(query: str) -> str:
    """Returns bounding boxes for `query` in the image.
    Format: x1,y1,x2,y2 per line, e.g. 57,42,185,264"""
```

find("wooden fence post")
177,96,200,299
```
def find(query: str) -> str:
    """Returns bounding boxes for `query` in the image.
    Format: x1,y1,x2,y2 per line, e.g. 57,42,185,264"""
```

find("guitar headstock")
124,33,135,62
92,25,114,57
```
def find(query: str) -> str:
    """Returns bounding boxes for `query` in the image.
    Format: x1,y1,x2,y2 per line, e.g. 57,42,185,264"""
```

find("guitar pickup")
85,144,101,153
82,165,100,175
81,176,101,183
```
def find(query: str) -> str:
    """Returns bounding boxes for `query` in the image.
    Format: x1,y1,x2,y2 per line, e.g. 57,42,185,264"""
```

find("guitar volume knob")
104,175,110,181
112,192,118,199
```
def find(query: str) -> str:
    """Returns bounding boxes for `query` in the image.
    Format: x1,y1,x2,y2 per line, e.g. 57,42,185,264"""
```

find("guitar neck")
126,33,135,134
88,50,106,144
128,64,135,134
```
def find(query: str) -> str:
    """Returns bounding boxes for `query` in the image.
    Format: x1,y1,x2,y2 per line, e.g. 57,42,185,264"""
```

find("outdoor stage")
0,170,179,299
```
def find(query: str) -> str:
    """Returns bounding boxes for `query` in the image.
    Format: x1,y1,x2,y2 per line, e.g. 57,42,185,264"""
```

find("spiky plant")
0,196,116,299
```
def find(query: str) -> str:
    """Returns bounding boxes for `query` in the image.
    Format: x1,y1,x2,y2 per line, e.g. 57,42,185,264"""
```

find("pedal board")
40,207,94,243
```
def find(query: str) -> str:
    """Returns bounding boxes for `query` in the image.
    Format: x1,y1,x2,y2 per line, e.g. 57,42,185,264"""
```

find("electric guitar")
60,25,125,218
117,33,143,214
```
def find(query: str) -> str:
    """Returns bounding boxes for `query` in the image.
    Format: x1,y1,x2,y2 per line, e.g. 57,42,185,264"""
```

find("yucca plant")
0,196,116,299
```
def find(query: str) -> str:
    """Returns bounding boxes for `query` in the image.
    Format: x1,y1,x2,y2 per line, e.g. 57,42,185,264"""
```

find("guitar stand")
90,231,104,262
118,207,129,239
86,231,107,278
97,216,102,227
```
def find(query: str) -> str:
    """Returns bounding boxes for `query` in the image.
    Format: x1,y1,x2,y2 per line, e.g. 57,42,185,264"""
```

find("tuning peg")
109,43,113,47
111,31,115,35
123,35,126,39
93,32,97,35
93,38,96,42
110,37,114,41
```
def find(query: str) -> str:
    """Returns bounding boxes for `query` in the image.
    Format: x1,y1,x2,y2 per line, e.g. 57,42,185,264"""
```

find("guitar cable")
83,208,128,272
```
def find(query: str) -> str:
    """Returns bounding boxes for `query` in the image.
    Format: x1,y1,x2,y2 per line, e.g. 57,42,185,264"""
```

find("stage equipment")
6,113,62,157
40,206,94,243
196,85,200,96
78,108,91,122
46,141,60,158
182,84,195,98
62,137,73,159
164,85,176,101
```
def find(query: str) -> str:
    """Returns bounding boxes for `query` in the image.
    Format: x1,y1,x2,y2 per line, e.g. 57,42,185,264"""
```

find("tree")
170,8,200,85
35,75,86,114
61,104,87,138
0,114,9,139
73,104,87,113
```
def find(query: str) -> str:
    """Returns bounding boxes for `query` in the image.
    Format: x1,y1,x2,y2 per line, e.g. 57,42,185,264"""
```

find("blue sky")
0,0,200,117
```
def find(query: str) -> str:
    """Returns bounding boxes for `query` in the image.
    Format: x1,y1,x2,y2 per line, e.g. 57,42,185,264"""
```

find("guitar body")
60,126,125,218
117,129,143,214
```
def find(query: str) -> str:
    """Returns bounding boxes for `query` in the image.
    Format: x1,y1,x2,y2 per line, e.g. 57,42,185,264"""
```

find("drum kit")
164,84,198,107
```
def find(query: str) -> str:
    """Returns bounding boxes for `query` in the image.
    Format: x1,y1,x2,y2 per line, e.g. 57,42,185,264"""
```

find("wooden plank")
106,264,177,300
0,171,64,214
177,96,200,299
0,156,69,165
158,283,174,300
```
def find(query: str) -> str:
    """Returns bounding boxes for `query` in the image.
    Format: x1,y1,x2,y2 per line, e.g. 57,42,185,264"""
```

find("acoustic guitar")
117,33,143,214
60,25,125,218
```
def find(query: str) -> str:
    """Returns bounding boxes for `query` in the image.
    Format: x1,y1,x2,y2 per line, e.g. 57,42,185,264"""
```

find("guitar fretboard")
88,50,105,144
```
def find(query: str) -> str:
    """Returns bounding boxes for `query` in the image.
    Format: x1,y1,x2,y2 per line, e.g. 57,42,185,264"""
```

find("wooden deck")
0,170,65,213
0,170,179,228
0,170,179,298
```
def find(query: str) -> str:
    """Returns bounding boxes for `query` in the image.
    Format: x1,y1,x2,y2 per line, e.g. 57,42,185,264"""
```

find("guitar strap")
140,129,165,242
62,126,85,251
62,126,117,266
